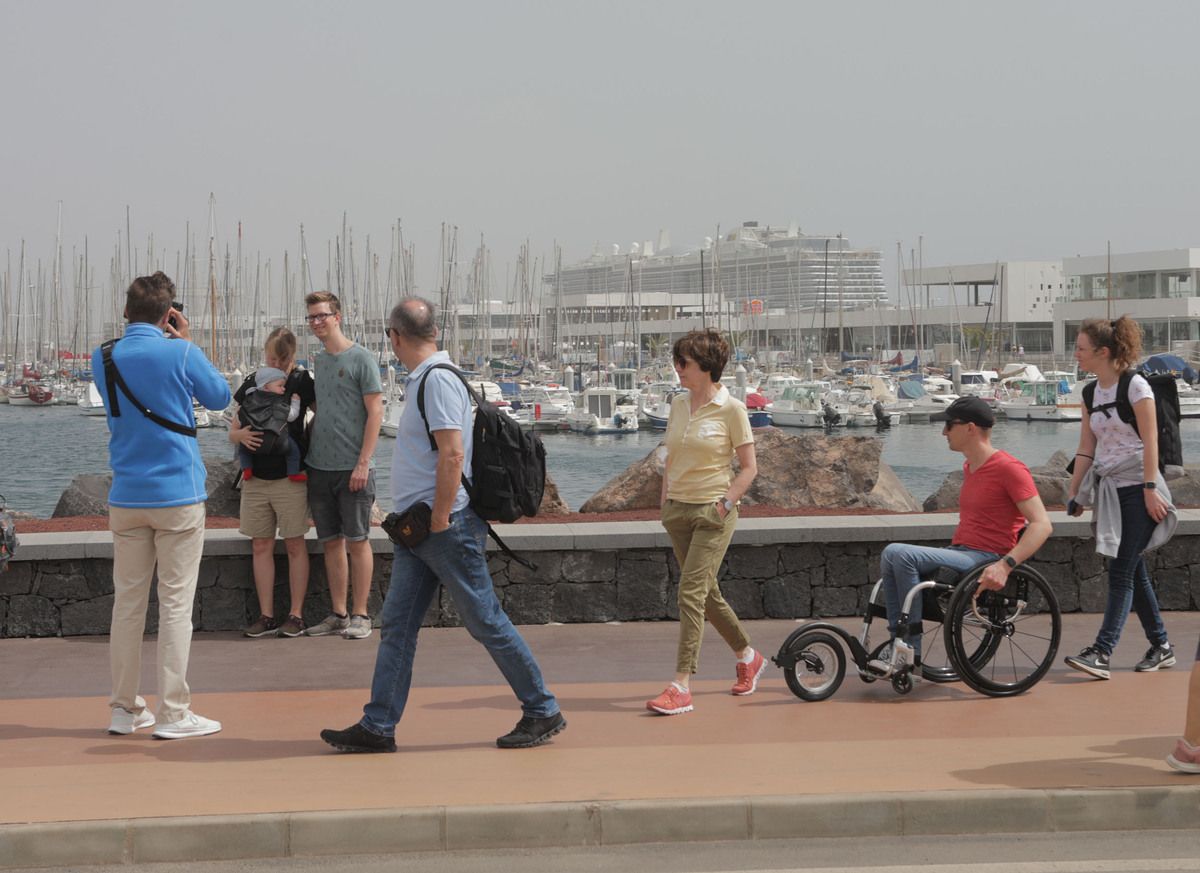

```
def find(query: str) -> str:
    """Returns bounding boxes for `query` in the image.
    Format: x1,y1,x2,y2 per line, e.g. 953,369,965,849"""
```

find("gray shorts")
307,468,375,543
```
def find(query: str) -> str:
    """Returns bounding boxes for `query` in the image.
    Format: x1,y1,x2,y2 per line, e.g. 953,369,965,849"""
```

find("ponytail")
1080,314,1143,371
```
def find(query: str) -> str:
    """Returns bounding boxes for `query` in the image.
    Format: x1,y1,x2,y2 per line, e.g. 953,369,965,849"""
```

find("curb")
3,787,1199,868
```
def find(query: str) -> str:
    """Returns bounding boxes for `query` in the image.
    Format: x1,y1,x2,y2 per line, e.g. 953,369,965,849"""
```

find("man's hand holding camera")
164,303,190,340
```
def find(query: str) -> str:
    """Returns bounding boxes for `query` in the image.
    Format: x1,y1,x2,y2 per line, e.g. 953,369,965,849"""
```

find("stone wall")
3,515,1200,638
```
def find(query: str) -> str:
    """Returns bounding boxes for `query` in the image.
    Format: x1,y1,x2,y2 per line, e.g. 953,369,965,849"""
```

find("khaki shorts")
239,476,310,540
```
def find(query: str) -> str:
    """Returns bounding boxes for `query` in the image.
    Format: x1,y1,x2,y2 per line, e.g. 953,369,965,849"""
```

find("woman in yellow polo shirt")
647,329,761,715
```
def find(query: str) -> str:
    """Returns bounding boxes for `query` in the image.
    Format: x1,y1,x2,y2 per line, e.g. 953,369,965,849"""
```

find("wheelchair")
772,559,1062,700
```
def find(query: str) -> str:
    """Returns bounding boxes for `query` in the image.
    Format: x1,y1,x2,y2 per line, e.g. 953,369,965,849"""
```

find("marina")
8,401,1200,519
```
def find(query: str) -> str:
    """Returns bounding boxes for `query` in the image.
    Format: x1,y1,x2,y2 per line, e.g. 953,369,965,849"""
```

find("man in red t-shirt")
871,396,1052,673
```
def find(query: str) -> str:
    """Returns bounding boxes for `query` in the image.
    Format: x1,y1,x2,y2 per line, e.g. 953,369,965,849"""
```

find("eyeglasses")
305,312,335,325
384,328,395,340
943,420,968,429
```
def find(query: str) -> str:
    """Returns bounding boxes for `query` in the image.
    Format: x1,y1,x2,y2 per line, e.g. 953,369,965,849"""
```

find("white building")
1054,248,1200,357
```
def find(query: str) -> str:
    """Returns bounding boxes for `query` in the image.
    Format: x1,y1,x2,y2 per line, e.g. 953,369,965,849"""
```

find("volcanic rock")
580,427,920,513
923,449,1075,512
52,474,112,518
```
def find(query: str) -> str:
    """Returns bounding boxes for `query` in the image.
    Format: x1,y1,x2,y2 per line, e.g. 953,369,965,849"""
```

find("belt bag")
382,502,433,548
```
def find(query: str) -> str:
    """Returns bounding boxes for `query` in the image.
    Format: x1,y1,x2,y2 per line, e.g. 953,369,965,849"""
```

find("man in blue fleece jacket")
92,272,231,740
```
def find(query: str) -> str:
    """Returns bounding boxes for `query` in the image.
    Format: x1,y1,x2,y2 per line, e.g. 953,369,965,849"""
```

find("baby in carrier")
237,366,304,482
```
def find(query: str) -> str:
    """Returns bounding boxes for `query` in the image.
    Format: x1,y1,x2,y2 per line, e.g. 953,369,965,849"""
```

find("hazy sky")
2,0,1198,301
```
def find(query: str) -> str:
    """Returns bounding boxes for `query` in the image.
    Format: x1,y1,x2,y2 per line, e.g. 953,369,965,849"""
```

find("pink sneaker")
732,649,766,696
646,684,693,715
1166,738,1200,774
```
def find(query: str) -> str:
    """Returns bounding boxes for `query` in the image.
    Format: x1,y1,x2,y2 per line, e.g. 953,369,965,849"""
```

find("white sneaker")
343,614,373,640
152,711,222,740
108,708,155,735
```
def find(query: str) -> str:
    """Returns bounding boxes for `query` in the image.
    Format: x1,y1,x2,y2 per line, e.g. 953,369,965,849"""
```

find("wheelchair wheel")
944,564,1061,697
921,586,1003,683
782,631,847,702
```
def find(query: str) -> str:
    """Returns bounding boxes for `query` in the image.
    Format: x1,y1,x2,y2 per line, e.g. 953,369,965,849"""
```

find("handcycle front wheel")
782,630,847,702
944,564,1061,697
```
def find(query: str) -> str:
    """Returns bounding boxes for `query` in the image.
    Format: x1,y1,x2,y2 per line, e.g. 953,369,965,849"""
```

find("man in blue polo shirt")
93,272,231,740
320,296,565,752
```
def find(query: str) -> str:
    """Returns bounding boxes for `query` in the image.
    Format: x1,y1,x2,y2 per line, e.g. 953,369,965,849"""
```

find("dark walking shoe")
1064,646,1110,679
278,615,305,638
320,723,397,753
496,712,567,748
243,615,279,638
1135,643,1176,672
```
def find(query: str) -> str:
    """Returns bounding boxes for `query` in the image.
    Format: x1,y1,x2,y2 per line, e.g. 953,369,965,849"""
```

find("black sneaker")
243,615,279,638
1134,643,1176,672
496,712,567,749
320,723,397,753
1064,646,1111,680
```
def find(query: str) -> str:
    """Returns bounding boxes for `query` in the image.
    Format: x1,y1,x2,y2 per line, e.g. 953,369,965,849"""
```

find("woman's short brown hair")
1080,314,1143,371
673,328,730,383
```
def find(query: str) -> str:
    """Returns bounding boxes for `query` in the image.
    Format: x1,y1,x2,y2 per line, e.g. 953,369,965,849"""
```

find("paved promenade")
1,615,1198,866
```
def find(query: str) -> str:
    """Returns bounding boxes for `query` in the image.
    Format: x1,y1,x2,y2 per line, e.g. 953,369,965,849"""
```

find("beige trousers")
109,502,206,722
661,499,750,674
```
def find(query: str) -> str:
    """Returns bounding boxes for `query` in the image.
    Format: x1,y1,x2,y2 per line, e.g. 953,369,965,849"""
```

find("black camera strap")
101,339,198,438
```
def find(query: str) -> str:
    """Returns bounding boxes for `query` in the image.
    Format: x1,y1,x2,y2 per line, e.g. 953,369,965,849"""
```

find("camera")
166,301,184,329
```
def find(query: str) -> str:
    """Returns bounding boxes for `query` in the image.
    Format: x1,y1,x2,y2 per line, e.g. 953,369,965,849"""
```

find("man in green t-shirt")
302,291,384,640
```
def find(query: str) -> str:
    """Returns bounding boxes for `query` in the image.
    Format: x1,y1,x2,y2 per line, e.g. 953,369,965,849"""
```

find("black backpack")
417,363,547,569
238,389,293,457
1082,370,1183,471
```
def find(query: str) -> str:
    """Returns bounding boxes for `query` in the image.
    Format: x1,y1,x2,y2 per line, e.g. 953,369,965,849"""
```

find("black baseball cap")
930,395,995,427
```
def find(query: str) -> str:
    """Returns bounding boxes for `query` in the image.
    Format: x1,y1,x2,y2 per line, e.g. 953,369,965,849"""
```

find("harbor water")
5,403,1200,518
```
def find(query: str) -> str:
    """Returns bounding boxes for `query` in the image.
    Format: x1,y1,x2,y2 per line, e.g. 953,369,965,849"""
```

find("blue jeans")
879,542,998,656
360,507,558,736
1094,485,1169,656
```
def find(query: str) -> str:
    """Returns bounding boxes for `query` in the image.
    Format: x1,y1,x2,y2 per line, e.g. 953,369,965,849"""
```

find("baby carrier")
238,389,293,456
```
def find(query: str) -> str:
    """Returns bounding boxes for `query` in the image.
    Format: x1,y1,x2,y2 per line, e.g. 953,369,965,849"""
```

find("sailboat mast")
207,193,218,364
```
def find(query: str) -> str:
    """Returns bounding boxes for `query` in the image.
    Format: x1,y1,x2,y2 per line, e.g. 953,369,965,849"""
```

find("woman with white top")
1064,315,1175,679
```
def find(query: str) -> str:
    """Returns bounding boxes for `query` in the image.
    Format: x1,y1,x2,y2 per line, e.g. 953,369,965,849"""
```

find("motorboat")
514,384,574,430
893,379,958,422
997,380,1083,422
565,387,639,434
768,384,837,428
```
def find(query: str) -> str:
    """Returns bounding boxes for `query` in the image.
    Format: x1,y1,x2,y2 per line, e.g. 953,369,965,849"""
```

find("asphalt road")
9,832,1200,873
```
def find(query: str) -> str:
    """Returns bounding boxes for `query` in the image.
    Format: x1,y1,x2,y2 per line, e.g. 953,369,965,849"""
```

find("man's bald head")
388,297,438,341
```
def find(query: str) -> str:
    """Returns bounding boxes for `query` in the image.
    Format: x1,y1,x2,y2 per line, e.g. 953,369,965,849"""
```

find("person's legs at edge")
422,511,559,721
1167,641,1200,773
108,507,156,729
151,502,208,726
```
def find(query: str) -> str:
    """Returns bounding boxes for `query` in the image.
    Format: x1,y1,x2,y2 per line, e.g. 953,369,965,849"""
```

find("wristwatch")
1002,555,1017,569
721,498,736,513
1143,482,1157,491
